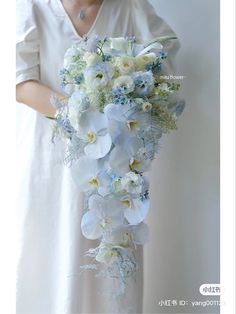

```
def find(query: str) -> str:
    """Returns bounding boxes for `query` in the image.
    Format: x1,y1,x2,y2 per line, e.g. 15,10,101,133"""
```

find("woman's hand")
16,80,65,118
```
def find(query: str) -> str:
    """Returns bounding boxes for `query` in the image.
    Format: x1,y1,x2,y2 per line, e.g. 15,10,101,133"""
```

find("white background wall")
143,1,220,313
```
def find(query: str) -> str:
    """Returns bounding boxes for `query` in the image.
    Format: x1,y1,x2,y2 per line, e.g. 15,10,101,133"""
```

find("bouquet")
51,36,185,305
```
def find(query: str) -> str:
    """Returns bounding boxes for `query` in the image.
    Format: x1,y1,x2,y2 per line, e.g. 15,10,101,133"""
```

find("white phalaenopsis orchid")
120,195,150,224
95,222,149,264
81,194,124,240
71,155,99,192
77,112,112,159
71,155,112,195
104,103,150,144
104,222,149,247
109,137,151,176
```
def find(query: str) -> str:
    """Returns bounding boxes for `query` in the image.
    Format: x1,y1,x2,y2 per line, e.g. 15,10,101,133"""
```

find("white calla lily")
110,37,129,53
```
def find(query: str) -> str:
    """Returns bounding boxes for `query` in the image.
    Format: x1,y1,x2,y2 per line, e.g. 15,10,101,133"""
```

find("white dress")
16,0,179,313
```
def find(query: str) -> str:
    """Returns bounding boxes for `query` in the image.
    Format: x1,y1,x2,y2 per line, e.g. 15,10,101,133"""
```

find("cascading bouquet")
51,36,185,300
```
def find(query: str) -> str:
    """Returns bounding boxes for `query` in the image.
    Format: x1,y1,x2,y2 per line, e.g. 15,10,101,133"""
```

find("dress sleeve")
131,0,180,73
16,0,40,85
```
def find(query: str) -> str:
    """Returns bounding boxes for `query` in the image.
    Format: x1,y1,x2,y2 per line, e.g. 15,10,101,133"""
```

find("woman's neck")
71,0,99,6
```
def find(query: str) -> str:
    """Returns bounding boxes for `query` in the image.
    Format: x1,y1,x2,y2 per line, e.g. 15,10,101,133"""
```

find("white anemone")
77,112,112,159
81,195,124,240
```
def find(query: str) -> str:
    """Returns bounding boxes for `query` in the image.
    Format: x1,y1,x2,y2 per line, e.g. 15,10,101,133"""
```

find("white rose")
134,53,156,71
115,56,135,75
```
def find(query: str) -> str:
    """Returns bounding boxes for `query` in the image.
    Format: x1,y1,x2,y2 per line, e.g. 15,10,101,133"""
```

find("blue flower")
132,71,154,97
59,68,67,76
74,74,84,84
160,51,168,59
146,64,154,71
103,54,112,62
112,89,129,105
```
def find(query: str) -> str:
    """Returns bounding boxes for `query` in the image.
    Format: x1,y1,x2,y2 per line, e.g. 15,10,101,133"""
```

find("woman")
16,0,180,313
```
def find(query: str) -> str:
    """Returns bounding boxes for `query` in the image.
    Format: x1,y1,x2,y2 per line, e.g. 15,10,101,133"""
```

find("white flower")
120,196,150,224
84,62,114,88
81,195,124,240
120,172,143,194
63,46,83,68
104,222,149,247
108,137,151,176
142,101,152,112
113,75,135,94
70,156,100,192
159,83,170,92
67,91,90,130
83,52,102,66
95,243,118,264
104,103,150,144
110,37,129,52
111,178,123,194
134,53,156,71
77,111,112,159
114,56,135,75
70,155,113,196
